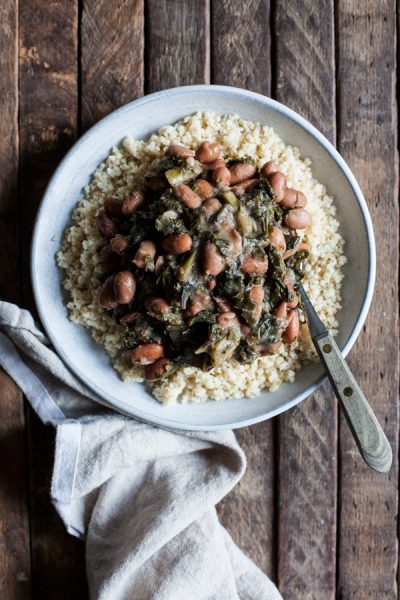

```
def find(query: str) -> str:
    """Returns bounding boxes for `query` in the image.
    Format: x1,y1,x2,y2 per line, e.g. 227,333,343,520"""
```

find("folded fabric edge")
0,300,48,342
0,331,65,423
51,420,84,538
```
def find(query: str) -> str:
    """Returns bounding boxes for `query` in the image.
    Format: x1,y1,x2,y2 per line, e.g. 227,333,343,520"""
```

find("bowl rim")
31,84,376,430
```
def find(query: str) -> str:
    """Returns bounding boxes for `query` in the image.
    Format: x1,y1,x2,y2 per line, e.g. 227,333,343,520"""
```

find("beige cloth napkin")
0,301,282,600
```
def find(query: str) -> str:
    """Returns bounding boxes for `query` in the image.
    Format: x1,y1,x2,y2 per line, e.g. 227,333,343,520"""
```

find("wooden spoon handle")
313,333,392,473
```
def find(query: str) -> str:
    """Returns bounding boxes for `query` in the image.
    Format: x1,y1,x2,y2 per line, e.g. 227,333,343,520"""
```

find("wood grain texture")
0,3,31,599
18,1,86,597
0,0,20,304
217,423,276,573
274,0,336,141
336,2,399,597
1,2,398,597
81,0,144,130
211,1,276,576
19,0,78,309
27,413,88,599
211,0,271,94
0,371,31,600
273,1,338,597
146,0,210,93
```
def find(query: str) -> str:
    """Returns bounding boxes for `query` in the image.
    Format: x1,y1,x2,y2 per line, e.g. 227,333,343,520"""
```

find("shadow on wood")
27,410,89,599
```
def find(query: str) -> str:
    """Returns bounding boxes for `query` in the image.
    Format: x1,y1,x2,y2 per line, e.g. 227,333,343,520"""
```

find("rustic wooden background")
0,1,398,598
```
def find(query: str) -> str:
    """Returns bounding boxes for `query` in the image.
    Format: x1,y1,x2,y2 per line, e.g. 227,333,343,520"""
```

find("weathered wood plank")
274,0,336,141
217,422,276,574
27,412,88,598
211,0,275,575
336,2,399,597
146,0,210,93
81,0,144,130
0,2,31,598
212,0,271,94
273,1,338,597
19,0,78,310
18,1,87,597
0,371,31,600
0,0,21,305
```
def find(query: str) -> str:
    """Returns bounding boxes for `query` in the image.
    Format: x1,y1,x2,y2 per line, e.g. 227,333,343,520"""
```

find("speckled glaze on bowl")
31,85,376,430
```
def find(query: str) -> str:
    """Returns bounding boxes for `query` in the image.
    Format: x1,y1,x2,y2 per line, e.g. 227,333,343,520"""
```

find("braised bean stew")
95,141,312,381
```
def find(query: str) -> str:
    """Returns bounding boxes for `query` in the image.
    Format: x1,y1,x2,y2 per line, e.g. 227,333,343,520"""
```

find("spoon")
297,283,392,474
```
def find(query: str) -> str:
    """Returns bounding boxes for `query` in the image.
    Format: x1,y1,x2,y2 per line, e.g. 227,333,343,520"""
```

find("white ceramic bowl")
31,85,375,430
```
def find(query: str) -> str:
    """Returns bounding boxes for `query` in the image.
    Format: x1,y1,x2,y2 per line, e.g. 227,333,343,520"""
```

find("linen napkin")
0,301,282,600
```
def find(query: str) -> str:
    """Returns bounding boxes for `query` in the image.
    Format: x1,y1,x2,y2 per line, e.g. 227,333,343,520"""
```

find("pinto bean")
255,342,282,354
250,285,264,303
185,291,211,317
96,210,119,239
192,179,215,200
195,141,221,163
104,196,124,219
217,312,240,328
284,208,312,230
110,234,129,254
205,158,225,170
283,242,310,261
250,285,264,322
131,343,164,365
230,178,258,196
240,324,251,337
280,188,298,209
295,191,308,208
241,255,269,275
155,255,166,275
284,276,299,309
202,197,222,217
268,342,282,353
113,271,136,304
202,241,225,276
133,240,157,268
163,233,192,255
274,301,288,320
231,229,242,256
167,144,195,158
283,310,300,343
119,311,139,324
100,245,120,274
145,297,170,314
144,357,171,381
260,160,279,178
113,272,135,304
212,166,231,187
173,184,202,209
269,226,286,254
144,171,166,191
206,279,217,291
268,172,287,202
97,275,118,309
213,296,233,313
229,162,257,185
220,227,242,257
122,191,145,216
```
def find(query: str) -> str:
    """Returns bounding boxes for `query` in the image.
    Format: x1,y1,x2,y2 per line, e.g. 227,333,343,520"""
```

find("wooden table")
0,1,398,598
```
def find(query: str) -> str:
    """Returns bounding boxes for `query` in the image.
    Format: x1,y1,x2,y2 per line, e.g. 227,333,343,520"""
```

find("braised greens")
95,143,312,380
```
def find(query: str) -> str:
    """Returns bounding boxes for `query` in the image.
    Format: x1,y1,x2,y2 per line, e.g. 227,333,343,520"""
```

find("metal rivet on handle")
343,387,353,397
322,343,332,353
